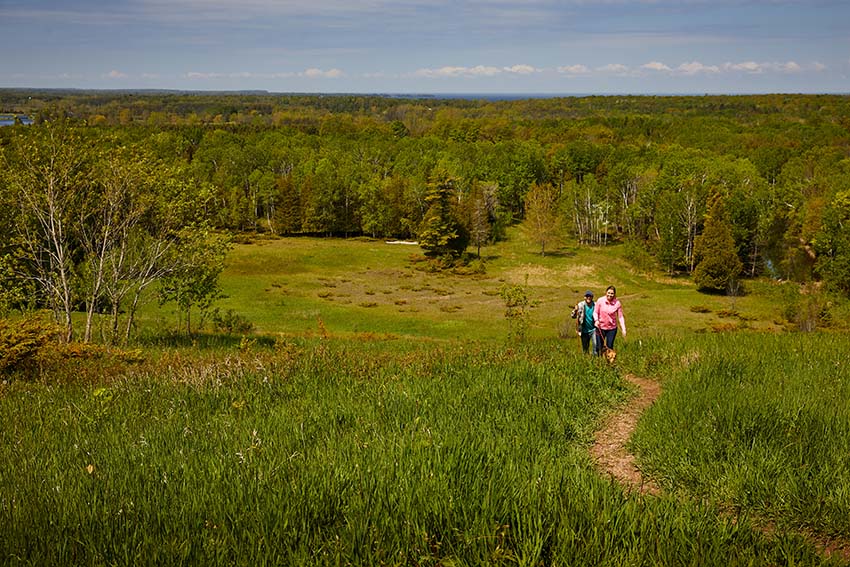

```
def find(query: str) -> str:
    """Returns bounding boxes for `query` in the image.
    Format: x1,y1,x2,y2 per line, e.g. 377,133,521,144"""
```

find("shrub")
500,283,531,342
623,238,656,273
774,282,831,332
0,317,62,373
210,308,255,335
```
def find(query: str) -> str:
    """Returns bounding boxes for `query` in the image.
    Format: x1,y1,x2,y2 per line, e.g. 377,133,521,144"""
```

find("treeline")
1,92,849,335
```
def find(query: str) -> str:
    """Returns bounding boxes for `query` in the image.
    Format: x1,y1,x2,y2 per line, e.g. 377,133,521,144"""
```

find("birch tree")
2,123,92,342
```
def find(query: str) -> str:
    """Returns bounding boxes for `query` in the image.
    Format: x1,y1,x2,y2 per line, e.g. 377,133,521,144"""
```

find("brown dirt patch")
590,373,661,495
503,264,595,288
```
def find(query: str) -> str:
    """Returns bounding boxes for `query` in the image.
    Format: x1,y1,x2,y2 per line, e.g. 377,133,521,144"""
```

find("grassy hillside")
631,332,850,543
4,233,850,565
1,340,840,566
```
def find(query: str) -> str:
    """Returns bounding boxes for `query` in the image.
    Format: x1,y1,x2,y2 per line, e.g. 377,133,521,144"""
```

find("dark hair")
606,285,616,294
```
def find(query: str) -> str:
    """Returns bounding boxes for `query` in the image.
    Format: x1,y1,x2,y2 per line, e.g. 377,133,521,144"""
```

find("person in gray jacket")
570,290,597,354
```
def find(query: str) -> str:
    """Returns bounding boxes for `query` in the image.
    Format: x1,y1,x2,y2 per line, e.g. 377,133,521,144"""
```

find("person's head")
584,290,594,303
605,285,617,300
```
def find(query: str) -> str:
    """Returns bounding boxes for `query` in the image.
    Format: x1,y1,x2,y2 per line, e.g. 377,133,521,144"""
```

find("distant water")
0,115,33,126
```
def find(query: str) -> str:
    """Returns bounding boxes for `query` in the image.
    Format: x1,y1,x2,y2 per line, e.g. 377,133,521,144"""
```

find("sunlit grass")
132,230,788,343
0,340,830,566
7,232,848,565
631,332,850,540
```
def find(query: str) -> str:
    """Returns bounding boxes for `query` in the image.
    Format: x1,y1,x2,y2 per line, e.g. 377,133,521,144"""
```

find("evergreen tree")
418,173,469,258
693,196,743,293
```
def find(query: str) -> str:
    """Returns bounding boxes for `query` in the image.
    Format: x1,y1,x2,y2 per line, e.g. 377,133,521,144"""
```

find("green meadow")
179,229,785,342
3,233,849,565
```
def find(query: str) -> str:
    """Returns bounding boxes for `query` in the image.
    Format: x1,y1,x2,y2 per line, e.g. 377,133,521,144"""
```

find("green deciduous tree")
564,175,611,246
2,123,229,343
466,181,499,258
523,183,561,256
2,122,92,341
100,169,205,345
813,190,850,294
158,225,231,336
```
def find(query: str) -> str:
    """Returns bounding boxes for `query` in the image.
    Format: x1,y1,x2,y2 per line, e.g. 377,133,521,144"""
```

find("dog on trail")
594,331,617,364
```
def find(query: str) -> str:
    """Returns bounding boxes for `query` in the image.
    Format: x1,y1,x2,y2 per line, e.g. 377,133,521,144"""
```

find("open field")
140,229,788,343
4,233,850,565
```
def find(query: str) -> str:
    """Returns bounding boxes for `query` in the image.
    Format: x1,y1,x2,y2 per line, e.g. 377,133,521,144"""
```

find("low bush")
0,316,62,373
210,308,255,335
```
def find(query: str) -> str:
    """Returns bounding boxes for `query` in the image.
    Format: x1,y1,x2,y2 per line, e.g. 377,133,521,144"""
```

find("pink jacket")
593,298,626,334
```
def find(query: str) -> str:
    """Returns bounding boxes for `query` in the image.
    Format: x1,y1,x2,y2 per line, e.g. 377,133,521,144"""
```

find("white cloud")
414,66,462,78
504,64,538,74
186,71,226,79
720,60,811,74
677,61,720,75
641,61,672,72
723,61,762,73
185,69,343,80
557,64,590,74
302,68,344,78
469,65,502,76
393,58,826,84
412,65,502,78
105,70,128,79
597,63,630,74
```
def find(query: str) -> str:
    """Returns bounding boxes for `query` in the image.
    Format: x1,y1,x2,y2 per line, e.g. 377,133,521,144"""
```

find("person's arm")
618,304,627,337
575,303,582,334
593,302,600,328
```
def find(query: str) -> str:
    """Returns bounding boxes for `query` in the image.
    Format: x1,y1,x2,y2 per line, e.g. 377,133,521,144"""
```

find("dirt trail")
590,373,850,562
590,373,661,495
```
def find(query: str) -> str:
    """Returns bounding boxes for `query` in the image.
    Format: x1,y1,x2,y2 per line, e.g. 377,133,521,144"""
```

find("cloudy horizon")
1,0,848,94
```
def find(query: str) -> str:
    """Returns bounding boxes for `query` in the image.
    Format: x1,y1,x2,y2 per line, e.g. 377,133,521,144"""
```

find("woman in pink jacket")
593,285,626,355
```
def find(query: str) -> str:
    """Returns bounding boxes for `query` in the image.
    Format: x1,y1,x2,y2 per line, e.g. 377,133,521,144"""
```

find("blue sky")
1,0,848,94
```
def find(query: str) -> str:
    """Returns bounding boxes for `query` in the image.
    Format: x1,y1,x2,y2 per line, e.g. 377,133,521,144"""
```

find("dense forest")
1,90,849,339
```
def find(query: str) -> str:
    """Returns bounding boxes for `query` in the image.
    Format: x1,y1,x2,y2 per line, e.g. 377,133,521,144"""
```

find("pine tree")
693,196,743,293
418,173,469,258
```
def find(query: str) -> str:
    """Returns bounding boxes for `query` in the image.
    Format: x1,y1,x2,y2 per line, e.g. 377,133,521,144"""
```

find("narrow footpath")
590,373,661,496
589,373,850,563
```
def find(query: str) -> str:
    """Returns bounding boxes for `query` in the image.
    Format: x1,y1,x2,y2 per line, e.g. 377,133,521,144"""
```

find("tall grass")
631,332,850,541
0,340,831,565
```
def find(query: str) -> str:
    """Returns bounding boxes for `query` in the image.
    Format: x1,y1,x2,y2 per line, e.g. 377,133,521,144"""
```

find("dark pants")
580,331,594,353
595,328,617,355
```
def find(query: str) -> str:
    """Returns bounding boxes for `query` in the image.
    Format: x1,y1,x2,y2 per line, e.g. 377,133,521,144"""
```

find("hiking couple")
570,286,626,355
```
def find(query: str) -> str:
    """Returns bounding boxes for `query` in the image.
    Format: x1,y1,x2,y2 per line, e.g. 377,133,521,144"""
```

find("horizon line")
2,87,850,98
